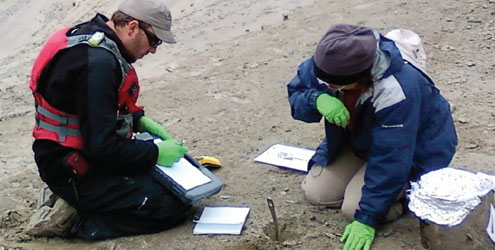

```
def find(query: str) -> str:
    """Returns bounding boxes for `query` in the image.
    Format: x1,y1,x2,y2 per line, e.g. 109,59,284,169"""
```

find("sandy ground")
1,0,495,249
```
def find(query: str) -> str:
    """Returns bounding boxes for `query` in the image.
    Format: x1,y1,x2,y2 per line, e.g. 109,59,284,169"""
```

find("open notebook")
193,206,250,235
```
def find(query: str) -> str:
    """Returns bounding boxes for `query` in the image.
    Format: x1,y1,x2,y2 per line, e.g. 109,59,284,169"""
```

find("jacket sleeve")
76,47,158,172
132,109,145,132
354,92,420,227
287,58,329,123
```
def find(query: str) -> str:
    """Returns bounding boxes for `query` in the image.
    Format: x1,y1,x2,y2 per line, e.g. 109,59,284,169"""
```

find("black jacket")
33,14,158,183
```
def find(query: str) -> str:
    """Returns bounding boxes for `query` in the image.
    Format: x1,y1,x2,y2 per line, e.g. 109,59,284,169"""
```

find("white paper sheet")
254,144,315,173
193,206,250,235
156,158,211,190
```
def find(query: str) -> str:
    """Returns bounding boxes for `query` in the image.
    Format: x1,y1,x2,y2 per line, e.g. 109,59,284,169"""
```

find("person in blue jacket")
287,24,457,250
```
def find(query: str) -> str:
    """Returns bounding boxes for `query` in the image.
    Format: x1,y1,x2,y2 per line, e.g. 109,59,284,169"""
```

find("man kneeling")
28,0,191,240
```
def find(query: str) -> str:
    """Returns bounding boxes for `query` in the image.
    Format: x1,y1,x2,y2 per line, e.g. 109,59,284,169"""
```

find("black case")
153,154,223,204
136,133,223,204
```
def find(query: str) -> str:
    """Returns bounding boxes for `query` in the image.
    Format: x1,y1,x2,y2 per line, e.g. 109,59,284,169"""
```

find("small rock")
1,210,25,228
305,42,317,47
325,221,335,227
325,232,340,239
304,232,320,239
465,62,476,67
285,200,300,204
248,63,259,69
450,104,457,113
282,240,298,247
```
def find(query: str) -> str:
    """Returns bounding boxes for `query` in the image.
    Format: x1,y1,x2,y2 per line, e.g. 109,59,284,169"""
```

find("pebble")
282,240,298,247
465,62,476,67
285,200,300,204
325,232,340,238
304,232,320,239
465,144,479,149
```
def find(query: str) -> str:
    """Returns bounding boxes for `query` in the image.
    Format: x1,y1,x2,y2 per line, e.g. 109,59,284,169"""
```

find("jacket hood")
371,32,404,80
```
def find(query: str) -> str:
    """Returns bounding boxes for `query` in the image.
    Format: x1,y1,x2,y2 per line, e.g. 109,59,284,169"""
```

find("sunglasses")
139,24,162,48
317,77,347,91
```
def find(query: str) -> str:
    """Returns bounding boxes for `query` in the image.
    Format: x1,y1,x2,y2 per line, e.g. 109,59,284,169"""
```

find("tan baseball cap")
118,0,176,43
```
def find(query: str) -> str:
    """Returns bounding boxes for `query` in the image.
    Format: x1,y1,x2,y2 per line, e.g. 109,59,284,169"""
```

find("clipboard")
135,133,224,204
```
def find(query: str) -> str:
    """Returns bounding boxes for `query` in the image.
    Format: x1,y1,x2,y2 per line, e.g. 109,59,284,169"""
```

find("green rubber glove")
138,116,172,140
156,140,188,167
340,220,375,250
316,93,350,128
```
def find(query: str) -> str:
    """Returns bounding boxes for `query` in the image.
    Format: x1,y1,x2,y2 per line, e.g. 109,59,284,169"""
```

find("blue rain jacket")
287,35,457,227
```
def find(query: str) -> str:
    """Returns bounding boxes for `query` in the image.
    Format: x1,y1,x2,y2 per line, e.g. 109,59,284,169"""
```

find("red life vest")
30,27,143,150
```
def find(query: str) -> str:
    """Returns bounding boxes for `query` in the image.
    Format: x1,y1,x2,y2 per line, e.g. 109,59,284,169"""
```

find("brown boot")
26,195,77,237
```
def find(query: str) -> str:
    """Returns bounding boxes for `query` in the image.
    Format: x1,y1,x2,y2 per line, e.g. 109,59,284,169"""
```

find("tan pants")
301,147,404,223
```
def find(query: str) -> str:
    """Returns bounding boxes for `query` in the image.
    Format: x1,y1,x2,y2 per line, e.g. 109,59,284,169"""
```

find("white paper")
156,158,211,190
193,206,250,235
487,204,495,243
193,223,244,235
196,207,250,224
254,144,315,173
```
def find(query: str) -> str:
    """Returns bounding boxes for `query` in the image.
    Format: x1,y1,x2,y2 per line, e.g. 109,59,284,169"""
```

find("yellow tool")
194,156,222,169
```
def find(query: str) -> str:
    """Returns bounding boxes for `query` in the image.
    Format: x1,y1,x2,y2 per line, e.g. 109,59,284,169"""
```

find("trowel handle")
267,198,279,241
